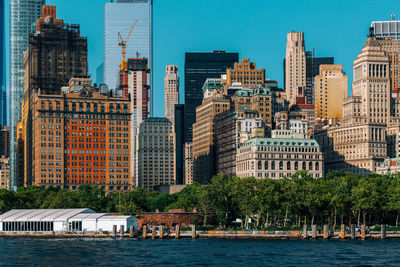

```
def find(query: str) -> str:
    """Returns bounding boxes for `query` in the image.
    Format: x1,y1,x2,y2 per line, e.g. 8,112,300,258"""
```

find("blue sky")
6,0,400,117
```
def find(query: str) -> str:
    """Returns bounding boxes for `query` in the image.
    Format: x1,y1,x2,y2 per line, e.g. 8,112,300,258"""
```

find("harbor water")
0,238,397,266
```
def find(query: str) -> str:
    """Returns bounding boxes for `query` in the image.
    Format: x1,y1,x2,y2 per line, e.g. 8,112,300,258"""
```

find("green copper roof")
234,87,271,97
242,137,320,148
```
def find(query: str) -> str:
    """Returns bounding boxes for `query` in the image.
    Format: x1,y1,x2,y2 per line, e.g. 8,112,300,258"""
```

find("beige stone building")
136,117,175,190
236,130,323,179
224,58,265,88
314,33,390,175
376,38,399,90
164,65,179,125
285,32,306,107
192,91,231,184
314,64,348,121
184,142,193,185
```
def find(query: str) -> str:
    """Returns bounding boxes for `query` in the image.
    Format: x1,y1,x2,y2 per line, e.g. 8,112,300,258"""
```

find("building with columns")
164,65,179,125
314,30,391,175
236,130,323,179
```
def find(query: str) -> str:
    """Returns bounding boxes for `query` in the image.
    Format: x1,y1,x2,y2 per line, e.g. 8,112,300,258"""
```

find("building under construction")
22,6,89,186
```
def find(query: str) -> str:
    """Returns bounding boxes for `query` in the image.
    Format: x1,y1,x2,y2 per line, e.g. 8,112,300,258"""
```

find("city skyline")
3,0,399,118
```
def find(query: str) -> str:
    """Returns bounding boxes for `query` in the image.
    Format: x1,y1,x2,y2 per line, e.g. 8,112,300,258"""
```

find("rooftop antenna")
392,14,396,20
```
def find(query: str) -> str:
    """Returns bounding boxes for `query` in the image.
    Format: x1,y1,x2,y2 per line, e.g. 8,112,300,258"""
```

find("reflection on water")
0,238,397,266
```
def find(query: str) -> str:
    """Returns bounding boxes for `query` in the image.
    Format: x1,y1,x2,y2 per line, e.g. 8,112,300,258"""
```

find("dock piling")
340,224,345,239
312,225,317,239
381,224,386,240
303,224,308,239
159,225,164,239
142,226,147,240
361,225,366,240
323,225,328,239
129,226,134,238
152,227,156,239
120,225,124,237
351,224,356,240
112,225,117,237
176,224,180,239
192,225,196,239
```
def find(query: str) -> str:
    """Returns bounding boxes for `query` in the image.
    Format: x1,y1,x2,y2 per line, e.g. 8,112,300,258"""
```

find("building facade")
285,32,306,107
375,38,399,91
0,125,10,158
314,31,390,175
10,0,44,189
192,91,231,184
164,65,179,125
21,78,131,191
104,0,153,116
136,118,175,190
314,64,348,121
184,142,193,185
372,20,400,40
236,131,323,179
184,50,238,142
174,104,184,185
224,58,265,88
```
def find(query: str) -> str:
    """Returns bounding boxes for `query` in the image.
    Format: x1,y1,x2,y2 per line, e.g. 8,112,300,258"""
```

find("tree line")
1,170,400,229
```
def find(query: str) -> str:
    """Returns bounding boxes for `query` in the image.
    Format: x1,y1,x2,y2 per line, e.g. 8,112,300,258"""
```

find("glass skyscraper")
104,0,153,116
184,51,238,142
10,0,44,188
372,20,400,40
0,0,6,126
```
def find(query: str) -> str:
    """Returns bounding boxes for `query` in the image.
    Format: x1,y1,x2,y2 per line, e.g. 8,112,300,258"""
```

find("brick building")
21,77,131,191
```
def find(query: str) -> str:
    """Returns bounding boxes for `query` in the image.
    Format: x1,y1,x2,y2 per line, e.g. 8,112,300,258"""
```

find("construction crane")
118,19,138,70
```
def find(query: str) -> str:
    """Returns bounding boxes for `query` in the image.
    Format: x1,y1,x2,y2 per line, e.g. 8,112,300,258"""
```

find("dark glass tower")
184,50,238,142
174,104,184,184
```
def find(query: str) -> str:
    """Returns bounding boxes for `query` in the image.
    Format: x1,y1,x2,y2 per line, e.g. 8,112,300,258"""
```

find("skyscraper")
164,65,179,125
372,19,400,40
184,50,238,142
375,38,399,91
104,0,153,115
174,104,184,185
10,0,44,189
285,32,306,107
0,0,5,126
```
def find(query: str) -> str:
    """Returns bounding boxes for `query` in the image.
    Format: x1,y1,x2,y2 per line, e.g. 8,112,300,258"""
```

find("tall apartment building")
214,110,262,176
315,31,390,174
184,51,238,142
10,0,44,189
192,91,231,184
285,32,306,107
104,0,153,116
372,20,400,40
184,142,193,185
164,65,179,125
224,58,265,88
16,122,24,187
305,51,334,104
136,118,175,190
232,87,273,128
375,38,399,90
236,130,323,179
314,64,348,121
21,78,131,191
23,6,88,186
